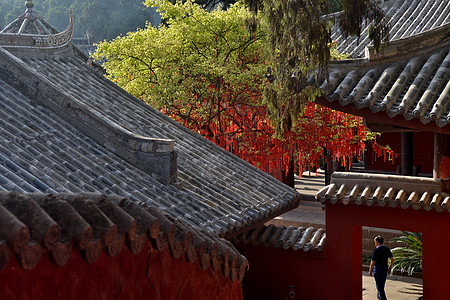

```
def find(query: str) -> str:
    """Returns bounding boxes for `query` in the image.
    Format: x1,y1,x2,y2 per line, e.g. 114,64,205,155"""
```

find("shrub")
390,231,422,276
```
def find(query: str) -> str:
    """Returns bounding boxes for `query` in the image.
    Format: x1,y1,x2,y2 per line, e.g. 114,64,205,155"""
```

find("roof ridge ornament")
0,9,75,50
44,11,74,47
25,1,34,9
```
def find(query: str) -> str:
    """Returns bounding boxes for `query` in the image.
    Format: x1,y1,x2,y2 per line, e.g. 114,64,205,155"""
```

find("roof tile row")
0,191,248,281
234,224,326,252
316,172,450,213
317,44,450,128
332,0,450,59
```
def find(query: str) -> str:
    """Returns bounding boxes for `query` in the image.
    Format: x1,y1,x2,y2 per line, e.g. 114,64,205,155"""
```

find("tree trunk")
280,159,295,188
401,132,414,176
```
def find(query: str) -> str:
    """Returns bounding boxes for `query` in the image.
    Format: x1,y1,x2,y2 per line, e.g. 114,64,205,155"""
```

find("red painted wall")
326,204,450,300
0,243,242,300
235,245,328,300
238,204,450,300
439,156,450,179
366,131,434,174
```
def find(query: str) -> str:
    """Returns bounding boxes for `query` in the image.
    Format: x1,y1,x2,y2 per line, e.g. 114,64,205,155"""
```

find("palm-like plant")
390,231,422,276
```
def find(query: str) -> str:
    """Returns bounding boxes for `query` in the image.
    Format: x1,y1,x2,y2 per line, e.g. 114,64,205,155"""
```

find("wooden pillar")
401,132,413,176
281,159,295,188
434,133,442,179
325,149,332,185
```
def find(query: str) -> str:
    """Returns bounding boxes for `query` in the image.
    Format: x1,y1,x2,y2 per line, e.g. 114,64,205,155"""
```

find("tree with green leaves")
243,0,388,134
93,0,391,182
169,0,237,10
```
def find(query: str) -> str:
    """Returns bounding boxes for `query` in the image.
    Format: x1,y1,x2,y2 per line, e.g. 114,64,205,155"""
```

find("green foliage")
328,0,342,12
0,0,161,41
246,0,331,134
243,0,388,134
0,1,25,30
93,0,383,173
363,131,380,142
168,0,237,10
94,0,267,125
390,231,423,276
362,253,372,266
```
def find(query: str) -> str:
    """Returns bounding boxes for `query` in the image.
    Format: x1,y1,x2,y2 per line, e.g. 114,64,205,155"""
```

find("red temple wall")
326,204,450,300
238,204,450,300
235,245,328,300
0,243,242,300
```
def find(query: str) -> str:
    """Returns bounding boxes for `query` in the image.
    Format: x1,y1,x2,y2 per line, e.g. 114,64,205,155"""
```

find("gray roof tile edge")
0,191,249,282
234,224,326,253
316,172,450,212
313,43,450,130
224,194,302,239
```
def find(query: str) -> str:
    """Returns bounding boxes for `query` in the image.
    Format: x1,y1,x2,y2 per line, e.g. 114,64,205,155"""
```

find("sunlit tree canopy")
94,0,392,177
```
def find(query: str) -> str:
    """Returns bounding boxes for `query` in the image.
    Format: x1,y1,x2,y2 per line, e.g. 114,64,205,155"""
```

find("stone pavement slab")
294,171,326,200
363,272,423,300
267,200,325,229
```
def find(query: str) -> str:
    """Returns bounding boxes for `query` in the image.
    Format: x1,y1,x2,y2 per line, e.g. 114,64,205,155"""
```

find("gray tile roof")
316,172,450,213
317,45,450,128
315,0,450,130
0,35,299,241
332,0,450,59
0,191,248,281
234,224,326,252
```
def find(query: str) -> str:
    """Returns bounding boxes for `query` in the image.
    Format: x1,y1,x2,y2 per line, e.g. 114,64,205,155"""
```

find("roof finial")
25,1,34,9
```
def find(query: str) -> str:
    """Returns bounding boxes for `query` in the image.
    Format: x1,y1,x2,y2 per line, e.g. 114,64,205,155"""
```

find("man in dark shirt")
369,235,394,300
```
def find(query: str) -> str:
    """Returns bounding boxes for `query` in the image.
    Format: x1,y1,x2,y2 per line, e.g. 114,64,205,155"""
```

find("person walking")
369,235,394,300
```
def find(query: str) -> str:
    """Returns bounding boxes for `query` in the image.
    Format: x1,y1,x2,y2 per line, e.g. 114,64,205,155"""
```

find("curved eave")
315,97,450,135
316,172,450,213
314,22,450,132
